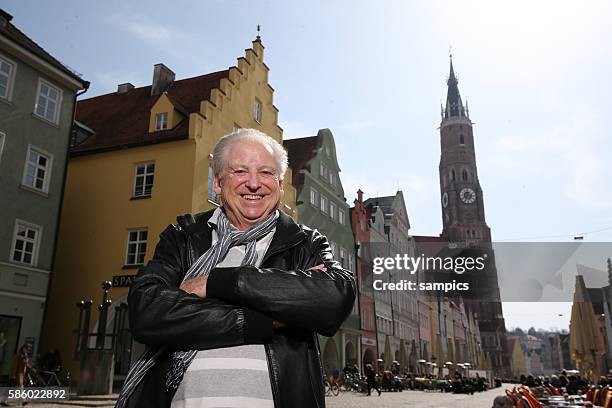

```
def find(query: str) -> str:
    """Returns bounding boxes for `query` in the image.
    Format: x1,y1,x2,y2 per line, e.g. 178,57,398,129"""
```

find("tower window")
462,169,469,181
459,134,465,145
451,168,456,182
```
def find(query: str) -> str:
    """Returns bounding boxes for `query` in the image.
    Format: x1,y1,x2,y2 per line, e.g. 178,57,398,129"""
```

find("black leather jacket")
126,209,356,408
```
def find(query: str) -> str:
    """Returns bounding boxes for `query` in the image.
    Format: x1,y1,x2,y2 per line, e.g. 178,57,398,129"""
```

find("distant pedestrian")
365,364,381,396
10,343,33,387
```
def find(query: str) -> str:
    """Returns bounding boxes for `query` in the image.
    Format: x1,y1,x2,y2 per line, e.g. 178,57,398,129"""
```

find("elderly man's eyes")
228,169,277,179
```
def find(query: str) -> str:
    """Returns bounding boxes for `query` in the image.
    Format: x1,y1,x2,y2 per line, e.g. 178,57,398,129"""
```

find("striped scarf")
115,209,279,408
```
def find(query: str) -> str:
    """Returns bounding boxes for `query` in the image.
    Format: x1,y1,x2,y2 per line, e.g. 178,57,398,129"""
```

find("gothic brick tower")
438,57,509,376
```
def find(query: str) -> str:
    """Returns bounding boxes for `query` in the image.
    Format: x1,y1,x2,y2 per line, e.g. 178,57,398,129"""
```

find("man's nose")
245,171,261,189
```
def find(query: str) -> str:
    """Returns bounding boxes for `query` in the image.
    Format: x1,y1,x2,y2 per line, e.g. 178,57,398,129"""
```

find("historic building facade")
40,36,296,377
364,192,420,370
351,190,378,369
284,128,358,374
0,9,88,379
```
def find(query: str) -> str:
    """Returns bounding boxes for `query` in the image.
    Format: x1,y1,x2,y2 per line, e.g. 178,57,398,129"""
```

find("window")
125,229,148,266
310,188,318,206
330,202,337,221
11,220,41,266
320,195,328,214
329,171,334,185
339,209,345,225
35,79,62,123
319,162,327,179
155,112,168,130
340,247,346,268
462,169,469,181
450,168,456,181
207,166,217,203
22,146,52,193
0,55,15,100
133,162,155,197
253,99,262,122
325,146,330,157
459,134,465,145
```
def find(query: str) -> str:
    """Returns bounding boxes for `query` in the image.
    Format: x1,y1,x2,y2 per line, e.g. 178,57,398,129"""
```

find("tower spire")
444,54,466,119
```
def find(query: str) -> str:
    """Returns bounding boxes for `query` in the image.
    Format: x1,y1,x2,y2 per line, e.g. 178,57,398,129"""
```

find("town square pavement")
8,384,509,407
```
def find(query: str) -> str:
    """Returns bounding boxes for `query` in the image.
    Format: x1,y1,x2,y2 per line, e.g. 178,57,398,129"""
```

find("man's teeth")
243,194,263,200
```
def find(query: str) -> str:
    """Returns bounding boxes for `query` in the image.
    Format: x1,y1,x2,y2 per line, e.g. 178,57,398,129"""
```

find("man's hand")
179,276,208,298
307,264,327,272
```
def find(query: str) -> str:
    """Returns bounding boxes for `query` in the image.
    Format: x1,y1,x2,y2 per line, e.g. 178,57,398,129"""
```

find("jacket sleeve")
128,224,274,350
206,230,356,337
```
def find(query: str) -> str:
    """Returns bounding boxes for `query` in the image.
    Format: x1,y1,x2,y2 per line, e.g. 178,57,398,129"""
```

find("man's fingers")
179,276,207,298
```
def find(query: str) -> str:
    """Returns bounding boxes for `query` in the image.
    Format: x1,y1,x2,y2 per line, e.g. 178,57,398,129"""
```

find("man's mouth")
241,194,264,200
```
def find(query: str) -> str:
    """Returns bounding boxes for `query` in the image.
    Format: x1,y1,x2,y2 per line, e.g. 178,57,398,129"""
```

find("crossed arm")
128,224,356,351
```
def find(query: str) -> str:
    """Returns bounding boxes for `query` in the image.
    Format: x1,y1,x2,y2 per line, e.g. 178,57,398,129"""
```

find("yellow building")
40,37,297,378
507,336,526,378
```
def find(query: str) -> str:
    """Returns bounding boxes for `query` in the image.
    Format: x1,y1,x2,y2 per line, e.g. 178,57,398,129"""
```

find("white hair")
212,128,288,180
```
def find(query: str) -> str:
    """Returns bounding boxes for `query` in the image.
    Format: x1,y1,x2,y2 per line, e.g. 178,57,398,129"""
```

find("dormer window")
155,112,168,130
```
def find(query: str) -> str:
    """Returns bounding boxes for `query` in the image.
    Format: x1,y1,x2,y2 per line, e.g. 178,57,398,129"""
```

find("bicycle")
25,366,70,388
323,375,340,397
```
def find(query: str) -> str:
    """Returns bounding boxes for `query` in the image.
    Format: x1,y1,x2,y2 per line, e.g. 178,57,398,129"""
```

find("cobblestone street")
325,385,508,408
7,385,509,407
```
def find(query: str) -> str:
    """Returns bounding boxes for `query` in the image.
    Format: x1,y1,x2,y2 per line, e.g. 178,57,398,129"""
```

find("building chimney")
151,63,175,96
117,83,134,94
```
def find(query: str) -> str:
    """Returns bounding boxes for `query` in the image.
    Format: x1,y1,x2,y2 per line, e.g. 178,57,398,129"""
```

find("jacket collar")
177,207,306,258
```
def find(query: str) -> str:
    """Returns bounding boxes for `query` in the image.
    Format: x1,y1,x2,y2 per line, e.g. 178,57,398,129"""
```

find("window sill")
130,194,152,200
0,96,13,107
8,259,37,268
122,264,142,270
19,184,49,198
31,112,60,128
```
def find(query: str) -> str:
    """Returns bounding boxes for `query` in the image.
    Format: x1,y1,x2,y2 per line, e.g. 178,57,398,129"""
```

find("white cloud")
103,10,186,50
279,119,314,139
487,109,611,210
338,119,373,133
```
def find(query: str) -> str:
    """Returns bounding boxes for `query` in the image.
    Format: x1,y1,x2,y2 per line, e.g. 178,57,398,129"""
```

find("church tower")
438,57,509,376
439,58,491,243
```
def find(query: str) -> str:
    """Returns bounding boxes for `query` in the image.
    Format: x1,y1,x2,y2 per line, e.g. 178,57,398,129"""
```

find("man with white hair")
116,128,356,408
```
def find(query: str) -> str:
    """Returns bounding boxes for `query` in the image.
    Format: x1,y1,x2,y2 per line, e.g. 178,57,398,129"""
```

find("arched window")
450,168,456,182
459,134,465,145
462,169,469,181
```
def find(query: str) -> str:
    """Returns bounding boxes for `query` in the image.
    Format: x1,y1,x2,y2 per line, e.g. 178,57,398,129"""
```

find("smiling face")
215,140,284,230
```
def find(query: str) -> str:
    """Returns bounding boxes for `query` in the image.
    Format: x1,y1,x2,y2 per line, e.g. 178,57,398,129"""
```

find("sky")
5,0,612,331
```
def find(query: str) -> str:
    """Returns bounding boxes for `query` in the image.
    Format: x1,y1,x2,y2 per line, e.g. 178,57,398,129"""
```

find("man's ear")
278,178,285,195
214,174,222,195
